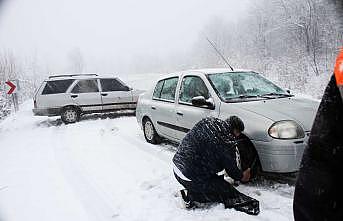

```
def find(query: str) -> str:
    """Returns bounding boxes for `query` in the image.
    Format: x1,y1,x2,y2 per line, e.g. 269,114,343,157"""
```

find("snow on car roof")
46,73,120,81
155,68,255,81
190,68,253,74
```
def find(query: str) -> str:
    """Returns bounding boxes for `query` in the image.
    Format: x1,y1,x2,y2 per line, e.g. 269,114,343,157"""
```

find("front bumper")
32,108,61,116
253,135,309,173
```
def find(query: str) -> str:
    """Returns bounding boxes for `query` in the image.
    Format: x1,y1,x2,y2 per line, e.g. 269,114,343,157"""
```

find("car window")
207,72,286,101
153,77,178,102
42,79,74,95
239,74,284,93
179,76,209,103
160,77,178,101
153,80,164,99
71,79,99,93
100,78,128,92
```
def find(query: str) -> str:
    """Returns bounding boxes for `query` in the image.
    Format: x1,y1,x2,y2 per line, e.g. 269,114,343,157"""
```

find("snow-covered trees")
0,50,19,119
0,51,42,119
189,0,342,98
0,0,341,120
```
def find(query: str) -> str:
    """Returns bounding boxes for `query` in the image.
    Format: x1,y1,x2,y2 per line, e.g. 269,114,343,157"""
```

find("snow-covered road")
0,102,295,221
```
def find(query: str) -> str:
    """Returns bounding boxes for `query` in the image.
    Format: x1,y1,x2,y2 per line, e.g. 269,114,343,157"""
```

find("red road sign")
5,81,17,94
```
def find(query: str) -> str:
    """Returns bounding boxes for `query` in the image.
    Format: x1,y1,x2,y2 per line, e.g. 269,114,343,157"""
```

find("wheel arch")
61,105,82,114
142,115,151,124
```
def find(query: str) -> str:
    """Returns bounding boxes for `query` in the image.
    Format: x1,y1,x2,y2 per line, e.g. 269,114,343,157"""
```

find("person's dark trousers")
174,173,260,215
293,75,343,221
236,134,259,179
237,134,257,171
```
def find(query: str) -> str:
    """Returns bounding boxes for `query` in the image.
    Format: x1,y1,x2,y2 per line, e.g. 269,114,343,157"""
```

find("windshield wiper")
225,95,261,101
238,95,260,99
260,92,293,97
225,93,292,102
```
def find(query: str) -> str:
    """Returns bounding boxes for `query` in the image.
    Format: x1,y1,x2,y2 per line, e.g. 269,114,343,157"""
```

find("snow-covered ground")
0,101,295,221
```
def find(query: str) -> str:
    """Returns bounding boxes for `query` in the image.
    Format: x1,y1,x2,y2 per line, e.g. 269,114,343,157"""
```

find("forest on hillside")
1,0,342,118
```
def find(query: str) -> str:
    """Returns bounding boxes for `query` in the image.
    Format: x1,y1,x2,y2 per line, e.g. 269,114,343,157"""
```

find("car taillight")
34,99,37,108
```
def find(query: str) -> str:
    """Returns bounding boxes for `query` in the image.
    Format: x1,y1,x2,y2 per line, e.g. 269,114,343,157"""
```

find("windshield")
207,72,288,101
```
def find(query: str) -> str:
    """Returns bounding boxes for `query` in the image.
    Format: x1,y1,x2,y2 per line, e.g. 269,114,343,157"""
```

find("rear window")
152,77,178,102
42,79,74,95
153,80,164,99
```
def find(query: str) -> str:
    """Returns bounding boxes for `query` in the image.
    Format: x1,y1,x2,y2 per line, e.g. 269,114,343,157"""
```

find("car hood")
234,97,320,131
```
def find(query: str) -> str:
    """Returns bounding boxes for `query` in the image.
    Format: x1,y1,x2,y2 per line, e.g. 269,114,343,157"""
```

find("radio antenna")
206,37,234,71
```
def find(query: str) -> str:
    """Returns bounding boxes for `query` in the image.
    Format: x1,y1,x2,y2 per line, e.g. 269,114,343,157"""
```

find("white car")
136,69,319,173
33,74,143,123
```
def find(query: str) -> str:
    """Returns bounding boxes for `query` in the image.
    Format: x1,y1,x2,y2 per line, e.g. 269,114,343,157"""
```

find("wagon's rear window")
42,79,74,95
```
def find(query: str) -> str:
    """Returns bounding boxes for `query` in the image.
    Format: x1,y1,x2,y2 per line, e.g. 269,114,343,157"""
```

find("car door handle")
101,93,108,96
151,106,156,110
71,95,78,98
176,112,183,116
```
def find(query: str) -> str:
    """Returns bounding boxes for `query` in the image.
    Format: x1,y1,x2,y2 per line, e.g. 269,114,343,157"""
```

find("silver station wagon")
136,68,319,173
33,74,143,123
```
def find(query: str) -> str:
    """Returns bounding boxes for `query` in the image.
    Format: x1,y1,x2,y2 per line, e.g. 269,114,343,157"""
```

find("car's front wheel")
61,106,80,124
143,118,161,144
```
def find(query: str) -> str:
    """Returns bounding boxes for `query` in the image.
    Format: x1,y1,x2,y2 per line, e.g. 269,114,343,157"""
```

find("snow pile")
0,102,295,221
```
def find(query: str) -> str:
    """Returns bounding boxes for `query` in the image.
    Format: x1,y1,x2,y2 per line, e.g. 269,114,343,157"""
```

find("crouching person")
172,116,260,215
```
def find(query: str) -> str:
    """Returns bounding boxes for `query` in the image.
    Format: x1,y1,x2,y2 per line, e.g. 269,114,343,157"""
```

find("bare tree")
68,47,84,73
188,0,342,97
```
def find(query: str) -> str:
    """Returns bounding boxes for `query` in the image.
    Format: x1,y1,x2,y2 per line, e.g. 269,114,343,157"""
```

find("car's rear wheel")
61,106,80,124
143,118,161,144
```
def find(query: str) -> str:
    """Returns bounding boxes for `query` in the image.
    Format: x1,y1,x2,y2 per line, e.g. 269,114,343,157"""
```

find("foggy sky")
0,0,250,74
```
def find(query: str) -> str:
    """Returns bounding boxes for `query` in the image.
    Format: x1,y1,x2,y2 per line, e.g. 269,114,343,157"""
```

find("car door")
174,75,219,140
99,78,135,110
150,77,179,139
69,79,102,112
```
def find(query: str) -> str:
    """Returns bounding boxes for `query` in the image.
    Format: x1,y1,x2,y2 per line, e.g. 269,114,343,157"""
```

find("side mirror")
286,89,291,94
191,96,215,109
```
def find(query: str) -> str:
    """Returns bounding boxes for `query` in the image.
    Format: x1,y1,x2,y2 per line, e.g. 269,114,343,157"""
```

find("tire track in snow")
119,131,174,167
52,131,119,221
50,119,174,221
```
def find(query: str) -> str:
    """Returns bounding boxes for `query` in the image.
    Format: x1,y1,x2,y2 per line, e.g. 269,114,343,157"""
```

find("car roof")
189,68,253,74
46,73,120,81
156,68,254,81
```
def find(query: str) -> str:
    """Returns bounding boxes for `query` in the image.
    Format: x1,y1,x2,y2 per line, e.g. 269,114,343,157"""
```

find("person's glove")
241,168,251,182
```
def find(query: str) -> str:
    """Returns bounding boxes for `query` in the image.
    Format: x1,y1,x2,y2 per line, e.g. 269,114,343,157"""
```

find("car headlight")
268,120,305,139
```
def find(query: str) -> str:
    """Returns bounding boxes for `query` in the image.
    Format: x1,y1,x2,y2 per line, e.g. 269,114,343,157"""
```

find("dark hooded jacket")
294,74,343,221
172,117,243,182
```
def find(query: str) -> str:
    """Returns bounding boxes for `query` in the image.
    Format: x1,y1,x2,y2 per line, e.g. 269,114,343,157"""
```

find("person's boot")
234,200,260,215
224,194,260,215
180,189,195,209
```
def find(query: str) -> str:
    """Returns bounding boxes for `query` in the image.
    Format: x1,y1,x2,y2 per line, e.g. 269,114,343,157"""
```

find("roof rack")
49,73,98,79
